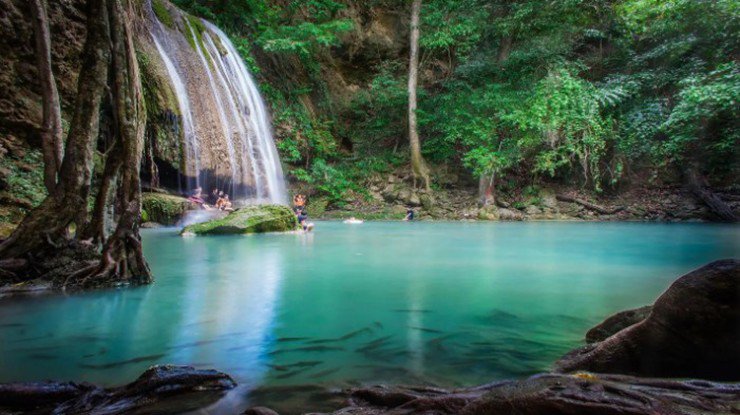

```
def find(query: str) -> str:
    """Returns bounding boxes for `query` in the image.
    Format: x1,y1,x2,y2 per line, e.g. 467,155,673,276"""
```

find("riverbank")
2,172,738,239
314,181,740,222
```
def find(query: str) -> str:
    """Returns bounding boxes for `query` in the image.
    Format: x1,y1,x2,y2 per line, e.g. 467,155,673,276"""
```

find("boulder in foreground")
584,305,652,343
181,205,299,235
309,373,739,414
556,259,740,380
0,365,236,414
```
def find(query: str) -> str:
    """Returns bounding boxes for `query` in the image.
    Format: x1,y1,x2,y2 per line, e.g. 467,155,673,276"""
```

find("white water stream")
147,4,287,205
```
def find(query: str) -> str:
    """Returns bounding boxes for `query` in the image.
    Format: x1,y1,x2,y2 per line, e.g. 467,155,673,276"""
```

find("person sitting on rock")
215,192,226,210
293,194,306,213
188,187,205,206
222,194,234,212
404,208,415,221
207,188,220,205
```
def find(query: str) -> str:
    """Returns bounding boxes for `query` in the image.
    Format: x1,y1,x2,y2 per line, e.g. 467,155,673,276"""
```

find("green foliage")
152,0,175,29
305,196,329,217
349,62,408,152
141,193,191,225
172,0,739,198
661,63,739,167
0,150,46,208
258,20,353,58
182,205,299,235
513,64,614,189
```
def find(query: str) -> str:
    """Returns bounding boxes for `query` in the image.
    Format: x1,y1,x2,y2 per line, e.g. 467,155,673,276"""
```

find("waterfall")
145,3,287,205
150,35,200,189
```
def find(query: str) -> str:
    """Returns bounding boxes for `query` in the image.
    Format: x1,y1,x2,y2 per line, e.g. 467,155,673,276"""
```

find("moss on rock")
181,205,299,235
141,193,194,225
152,0,175,29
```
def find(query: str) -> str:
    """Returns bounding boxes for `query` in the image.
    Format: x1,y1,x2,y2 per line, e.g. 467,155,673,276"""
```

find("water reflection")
0,230,286,387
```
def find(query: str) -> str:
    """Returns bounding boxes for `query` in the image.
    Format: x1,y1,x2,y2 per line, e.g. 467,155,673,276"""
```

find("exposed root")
556,194,625,215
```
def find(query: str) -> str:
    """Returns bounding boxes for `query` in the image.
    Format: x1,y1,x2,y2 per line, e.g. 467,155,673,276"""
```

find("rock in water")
243,407,280,415
0,365,236,414
181,205,299,235
141,192,197,225
556,259,740,380
585,305,652,343
329,374,740,414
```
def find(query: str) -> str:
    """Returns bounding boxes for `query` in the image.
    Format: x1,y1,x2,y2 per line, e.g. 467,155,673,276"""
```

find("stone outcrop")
584,305,652,343
181,205,298,235
0,365,236,414
141,192,196,225
276,373,739,415
555,259,740,380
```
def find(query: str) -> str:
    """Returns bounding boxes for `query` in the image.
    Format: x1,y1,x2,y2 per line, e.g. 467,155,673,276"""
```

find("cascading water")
150,35,200,190
145,2,287,205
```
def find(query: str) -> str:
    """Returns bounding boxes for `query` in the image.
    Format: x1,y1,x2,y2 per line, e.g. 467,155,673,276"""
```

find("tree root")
336,373,740,415
0,365,236,414
556,194,625,215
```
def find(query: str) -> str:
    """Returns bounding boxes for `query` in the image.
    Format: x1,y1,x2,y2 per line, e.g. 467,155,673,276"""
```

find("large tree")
408,0,431,191
30,0,63,193
0,0,151,288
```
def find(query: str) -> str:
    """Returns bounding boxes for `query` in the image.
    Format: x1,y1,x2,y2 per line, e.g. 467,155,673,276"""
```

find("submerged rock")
243,407,280,415
0,365,236,414
141,192,196,225
181,205,299,235
556,259,740,380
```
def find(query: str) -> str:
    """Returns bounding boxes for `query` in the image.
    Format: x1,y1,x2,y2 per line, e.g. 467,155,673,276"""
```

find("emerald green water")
0,221,737,412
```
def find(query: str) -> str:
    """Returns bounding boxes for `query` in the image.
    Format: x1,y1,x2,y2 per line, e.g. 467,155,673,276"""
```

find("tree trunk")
90,0,151,285
0,0,151,288
479,174,495,207
686,168,737,222
81,138,122,244
30,0,63,193
408,0,430,191
0,0,111,261
478,36,512,204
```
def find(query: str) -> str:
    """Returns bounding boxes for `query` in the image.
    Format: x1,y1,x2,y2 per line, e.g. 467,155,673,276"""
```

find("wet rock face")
181,204,299,235
556,259,740,380
0,365,236,414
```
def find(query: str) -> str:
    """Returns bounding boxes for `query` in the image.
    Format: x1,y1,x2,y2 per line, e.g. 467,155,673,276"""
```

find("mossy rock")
141,193,194,225
181,205,299,235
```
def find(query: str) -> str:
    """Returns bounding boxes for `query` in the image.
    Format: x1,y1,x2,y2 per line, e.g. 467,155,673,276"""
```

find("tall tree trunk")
479,173,495,207
65,0,150,287
30,0,63,193
408,0,430,191
479,36,513,206
0,0,111,261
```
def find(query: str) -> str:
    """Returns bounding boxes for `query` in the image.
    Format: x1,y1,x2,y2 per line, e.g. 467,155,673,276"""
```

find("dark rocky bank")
0,365,236,414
